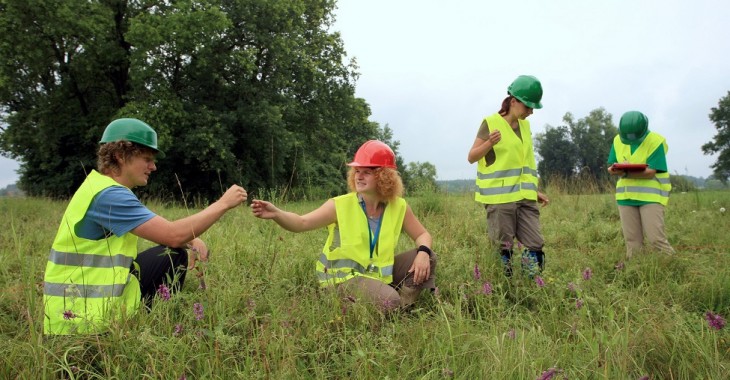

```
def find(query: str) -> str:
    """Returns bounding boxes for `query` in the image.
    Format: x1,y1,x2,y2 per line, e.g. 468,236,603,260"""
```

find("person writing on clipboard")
607,111,675,258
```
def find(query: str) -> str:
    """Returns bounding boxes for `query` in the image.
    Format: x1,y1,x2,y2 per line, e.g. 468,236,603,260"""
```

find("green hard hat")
508,75,543,109
619,111,649,145
100,118,164,156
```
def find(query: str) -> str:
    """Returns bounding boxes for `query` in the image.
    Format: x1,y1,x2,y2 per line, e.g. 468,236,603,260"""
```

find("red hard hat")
347,140,397,169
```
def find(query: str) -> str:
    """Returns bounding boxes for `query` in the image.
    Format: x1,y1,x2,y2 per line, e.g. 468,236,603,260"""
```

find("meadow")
1,185,729,379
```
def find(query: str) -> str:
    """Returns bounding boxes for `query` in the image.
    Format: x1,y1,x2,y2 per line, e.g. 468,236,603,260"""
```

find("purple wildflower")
173,323,183,337
582,267,592,281
503,240,513,249
474,263,481,280
193,302,204,321
157,284,171,301
576,299,584,309
614,261,625,271
507,328,516,339
63,310,76,320
517,241,523,250
482,282,493,295
535,275,545,287
705,311,726,330
537,367,561,380
382,298,399,311
567,282,576,292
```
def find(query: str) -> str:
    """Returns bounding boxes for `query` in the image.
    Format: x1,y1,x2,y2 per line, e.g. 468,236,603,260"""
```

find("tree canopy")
534,108,618,185
702,91,730,182
0,0,433,200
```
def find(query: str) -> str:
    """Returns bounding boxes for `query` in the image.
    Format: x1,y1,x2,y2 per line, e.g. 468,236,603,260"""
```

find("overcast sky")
332,0,730,181
1,0,729,188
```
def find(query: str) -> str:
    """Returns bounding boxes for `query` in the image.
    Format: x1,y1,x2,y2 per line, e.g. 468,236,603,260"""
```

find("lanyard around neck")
359,200,385,259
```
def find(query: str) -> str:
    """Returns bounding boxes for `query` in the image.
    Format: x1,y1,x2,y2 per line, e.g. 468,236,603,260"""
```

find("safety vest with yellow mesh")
475,113,539,204
43,170,141,335
613,132,671,206
317,193,407,286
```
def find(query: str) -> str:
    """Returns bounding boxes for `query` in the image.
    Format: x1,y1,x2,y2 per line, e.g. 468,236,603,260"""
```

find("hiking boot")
500,249,513,277
521,249,540,278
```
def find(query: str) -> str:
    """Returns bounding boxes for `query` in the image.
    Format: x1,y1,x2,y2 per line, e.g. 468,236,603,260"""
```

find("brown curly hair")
97,141,155,175
347,167,403,202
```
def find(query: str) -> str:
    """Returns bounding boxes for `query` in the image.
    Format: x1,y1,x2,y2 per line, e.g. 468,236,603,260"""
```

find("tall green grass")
1,188,729,379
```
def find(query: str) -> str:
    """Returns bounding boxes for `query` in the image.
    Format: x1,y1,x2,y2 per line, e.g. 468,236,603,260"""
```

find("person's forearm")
468,141,493,164
166,201,230,246
272,210,309,232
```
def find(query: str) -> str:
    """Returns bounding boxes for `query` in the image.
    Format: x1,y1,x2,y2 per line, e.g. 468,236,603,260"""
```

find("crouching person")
43,118,247,335
251,140,437,312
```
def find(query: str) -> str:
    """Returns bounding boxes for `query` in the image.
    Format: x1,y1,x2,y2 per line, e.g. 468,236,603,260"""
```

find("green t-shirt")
607,142,667,206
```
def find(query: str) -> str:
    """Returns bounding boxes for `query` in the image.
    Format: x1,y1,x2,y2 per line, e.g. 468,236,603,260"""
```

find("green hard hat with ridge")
100,118,164,156
619,111,649,145
508,75,543,109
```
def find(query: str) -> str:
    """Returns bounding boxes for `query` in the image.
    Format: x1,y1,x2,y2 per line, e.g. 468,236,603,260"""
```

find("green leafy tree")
0,0,381,200
563,108,617,182
702,91,730,182
533,108,617,187
534,125,578,183
403,161,438,193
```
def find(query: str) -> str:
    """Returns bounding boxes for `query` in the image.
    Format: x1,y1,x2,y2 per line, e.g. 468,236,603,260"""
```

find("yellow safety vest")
475,113,539,204
44,170,141,335
317,193,407,286
613,132,671,206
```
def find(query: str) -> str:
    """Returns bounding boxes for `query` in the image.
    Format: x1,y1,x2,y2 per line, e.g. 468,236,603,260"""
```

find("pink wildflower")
537,367,559,380
63,310,76,320
173,323,183,337
576,299,584,309
474,263,481,280
193,302,204,321
705,311,726,330
582,267,592,281
535,275,545,287
482,282,493,295
157,284,171,301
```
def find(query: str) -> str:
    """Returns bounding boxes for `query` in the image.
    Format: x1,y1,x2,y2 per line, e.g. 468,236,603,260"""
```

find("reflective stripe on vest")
43,170,141,335
317,193,406,286
48,249,134,269
475,113,538,204
613,132,671,206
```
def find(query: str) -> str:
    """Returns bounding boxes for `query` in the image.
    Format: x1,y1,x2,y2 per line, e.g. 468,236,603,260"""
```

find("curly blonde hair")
97,141,155,175
347,167,403,202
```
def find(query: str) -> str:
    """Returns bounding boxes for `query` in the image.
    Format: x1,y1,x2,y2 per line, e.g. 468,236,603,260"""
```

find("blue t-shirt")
74,186,156,240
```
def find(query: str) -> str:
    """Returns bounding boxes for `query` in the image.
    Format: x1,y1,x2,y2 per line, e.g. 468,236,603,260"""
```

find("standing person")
607,111,674,258
43,118,248,335
467,75,549,278
251,140,436,312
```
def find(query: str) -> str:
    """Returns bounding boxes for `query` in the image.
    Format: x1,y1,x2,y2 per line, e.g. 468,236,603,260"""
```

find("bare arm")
468,121,501,164
251,199,337,232
402,205,433,285
132,184,247,247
